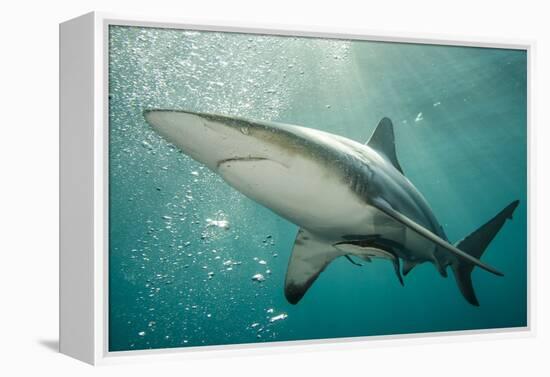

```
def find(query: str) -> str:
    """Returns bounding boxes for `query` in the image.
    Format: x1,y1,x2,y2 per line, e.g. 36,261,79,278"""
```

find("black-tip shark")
144,110,519,306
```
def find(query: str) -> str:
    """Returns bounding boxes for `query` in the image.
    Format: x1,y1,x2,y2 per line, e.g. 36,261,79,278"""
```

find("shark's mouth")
216,156,269,168
216,156,290,169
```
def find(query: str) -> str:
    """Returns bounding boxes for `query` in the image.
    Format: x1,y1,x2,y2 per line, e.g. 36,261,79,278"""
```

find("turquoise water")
108,26,527,352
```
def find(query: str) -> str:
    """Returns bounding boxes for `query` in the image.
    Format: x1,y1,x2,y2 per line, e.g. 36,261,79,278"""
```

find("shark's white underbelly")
218,156,366,228
217,156,434,258
216,149,437,263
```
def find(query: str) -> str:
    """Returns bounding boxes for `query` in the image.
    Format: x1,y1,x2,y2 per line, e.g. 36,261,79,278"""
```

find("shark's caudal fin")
367,118,404,174
451,200,520,306
284,229,341,304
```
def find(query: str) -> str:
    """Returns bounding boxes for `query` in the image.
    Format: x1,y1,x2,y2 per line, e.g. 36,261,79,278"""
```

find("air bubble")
252,273,265,282
269,313,288,323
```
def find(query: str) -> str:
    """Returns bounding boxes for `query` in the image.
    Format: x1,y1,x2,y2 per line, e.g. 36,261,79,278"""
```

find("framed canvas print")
59,12,533,365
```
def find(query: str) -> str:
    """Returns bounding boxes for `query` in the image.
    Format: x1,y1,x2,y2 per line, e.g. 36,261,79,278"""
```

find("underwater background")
108,25,527,352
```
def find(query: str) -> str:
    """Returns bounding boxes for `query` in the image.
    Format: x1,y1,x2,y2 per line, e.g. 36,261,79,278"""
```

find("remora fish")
144,110,518,306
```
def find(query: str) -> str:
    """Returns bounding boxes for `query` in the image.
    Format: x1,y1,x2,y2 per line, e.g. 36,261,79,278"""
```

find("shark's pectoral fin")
366,118,404,174
371,197,504,277
284,229,341,304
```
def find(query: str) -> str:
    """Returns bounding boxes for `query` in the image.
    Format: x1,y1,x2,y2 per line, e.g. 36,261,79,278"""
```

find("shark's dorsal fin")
367,118,404,174
284,229,340,305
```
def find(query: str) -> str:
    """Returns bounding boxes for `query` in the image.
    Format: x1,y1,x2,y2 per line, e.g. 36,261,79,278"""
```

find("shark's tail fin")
451,200,519,306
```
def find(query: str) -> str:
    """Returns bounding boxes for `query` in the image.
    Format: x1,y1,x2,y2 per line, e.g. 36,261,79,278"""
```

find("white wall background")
1,0,548,375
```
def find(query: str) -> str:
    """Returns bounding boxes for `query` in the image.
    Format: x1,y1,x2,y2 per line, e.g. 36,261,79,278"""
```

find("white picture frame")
59,11,535,365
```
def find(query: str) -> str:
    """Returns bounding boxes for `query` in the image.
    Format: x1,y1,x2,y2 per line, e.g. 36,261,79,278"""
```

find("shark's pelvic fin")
371,197,504,277
345,255,364,266
284,229,340,305
434,252,449,278
367,118,404,174
402,259,418,276
334,241,403,286
451,200,520,306
392,257,404,286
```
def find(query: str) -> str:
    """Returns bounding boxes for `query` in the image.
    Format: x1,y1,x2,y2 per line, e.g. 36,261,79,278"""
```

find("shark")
144,109,519,306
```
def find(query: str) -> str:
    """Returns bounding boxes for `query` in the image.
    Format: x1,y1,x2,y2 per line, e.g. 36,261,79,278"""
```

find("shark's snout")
144,109,275,171
144,109,205,145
